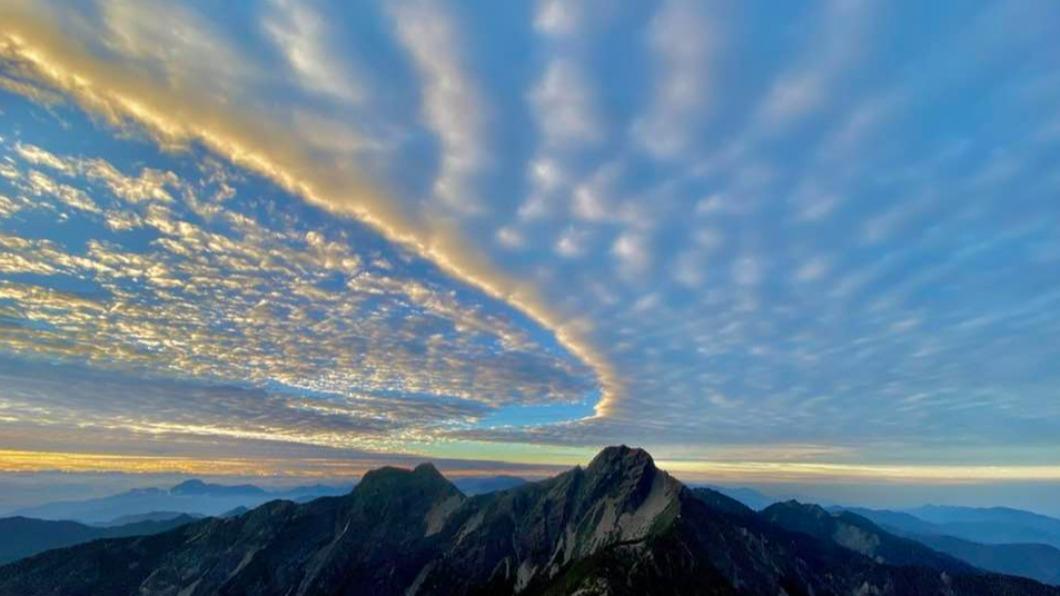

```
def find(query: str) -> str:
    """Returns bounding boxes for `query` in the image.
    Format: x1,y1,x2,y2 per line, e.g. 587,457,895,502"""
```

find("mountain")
11,480,349,524
221,505,250,518
835,506,941,536
1,446,1057,595
0,514,199,564
905,505,1060,549
169,479,267,497
450,475,527,495
912,533,1060,586
281,484,355,503
835,506,1060,585
761,500,973,573
689,486,759,519
699,485,776,511
9,475,532,524
98,511,203,527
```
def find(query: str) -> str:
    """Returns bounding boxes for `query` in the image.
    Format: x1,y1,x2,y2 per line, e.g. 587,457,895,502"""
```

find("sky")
0,0,1059,512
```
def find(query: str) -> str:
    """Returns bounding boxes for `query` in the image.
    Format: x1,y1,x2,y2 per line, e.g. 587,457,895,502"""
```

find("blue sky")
0,0,1059,509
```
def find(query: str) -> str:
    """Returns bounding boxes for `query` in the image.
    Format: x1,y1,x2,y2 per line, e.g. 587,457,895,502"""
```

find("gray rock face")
1,446,1057,596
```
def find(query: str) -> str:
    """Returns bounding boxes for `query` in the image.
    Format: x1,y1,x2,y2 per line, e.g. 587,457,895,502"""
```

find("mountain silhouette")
0,514,199,565
1,446,1056,595
835,505,1060,585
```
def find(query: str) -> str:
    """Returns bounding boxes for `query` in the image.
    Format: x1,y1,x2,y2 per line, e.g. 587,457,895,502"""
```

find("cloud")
97,0,256,95
263,0,362,103
572,184,609,222
0,4,619,423
672,250,706,287
571,161,625,223
632,0,718,159
23,169,100,214
388,0,487,215
533,0,582,37
754,0,874,131
611,231,651,276
495,226,524,249
555,227,588,258
793,256,831,283
14,142,74,174
519,3,603,234
516,158,566,221
4,0,1060,479
530,58,601,148
731,255,762,287
0,139,598,451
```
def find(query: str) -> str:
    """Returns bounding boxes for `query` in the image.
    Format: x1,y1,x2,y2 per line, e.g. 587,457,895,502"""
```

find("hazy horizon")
4,454,1060,519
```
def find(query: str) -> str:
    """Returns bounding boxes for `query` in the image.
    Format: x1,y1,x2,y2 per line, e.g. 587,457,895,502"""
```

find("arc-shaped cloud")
0,4,620,417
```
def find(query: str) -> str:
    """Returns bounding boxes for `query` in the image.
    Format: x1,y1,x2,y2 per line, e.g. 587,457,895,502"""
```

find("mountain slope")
1,446,1057,596
835,506,942,536
762,500,973,573
450,475,527,495
698,485,776,511
837,505,1060,585
0,514,199,564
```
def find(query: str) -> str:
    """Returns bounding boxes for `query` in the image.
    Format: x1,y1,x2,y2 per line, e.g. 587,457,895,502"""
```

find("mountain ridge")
1,446,1057,595
835,505,1060,585
761,500,974,573
9,475,531,524
9,480,350,523
0,514,199,565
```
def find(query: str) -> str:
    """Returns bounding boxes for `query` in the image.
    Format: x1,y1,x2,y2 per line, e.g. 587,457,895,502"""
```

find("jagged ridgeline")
0,446,1057,595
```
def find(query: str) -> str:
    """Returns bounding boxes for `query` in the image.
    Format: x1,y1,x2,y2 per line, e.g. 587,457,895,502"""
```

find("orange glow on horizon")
3,449,1059,485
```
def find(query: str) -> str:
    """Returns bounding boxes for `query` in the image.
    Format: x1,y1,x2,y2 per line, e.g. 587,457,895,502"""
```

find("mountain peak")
413,461,444,479
170,479,206,493
763,500,831,521
170,479,265,496
579,445,675,523
355,464,458,502
587,444,655,474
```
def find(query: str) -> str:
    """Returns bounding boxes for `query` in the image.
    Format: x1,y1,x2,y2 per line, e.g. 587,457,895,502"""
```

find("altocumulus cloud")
1,0,1060,480
0,116,595,452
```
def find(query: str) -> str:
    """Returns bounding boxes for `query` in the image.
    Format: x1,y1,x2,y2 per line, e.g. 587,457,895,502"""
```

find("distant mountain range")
9,476,527,525
762,500,976,574
1,446,1056,595
10,479,352,524
703,484,1060,585
699,485,777,511
906,504,1060,548
835,505,1060,585
448,474,528,495
0,514,199,565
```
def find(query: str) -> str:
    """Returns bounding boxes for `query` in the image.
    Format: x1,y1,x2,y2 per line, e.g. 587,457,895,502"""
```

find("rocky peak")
587,445,656,474
412,462,445,481
583,445,662,510
354,464,461,506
